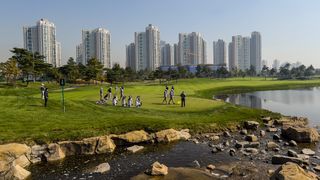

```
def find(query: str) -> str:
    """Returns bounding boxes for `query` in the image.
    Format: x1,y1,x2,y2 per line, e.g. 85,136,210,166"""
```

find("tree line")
0,48,318,86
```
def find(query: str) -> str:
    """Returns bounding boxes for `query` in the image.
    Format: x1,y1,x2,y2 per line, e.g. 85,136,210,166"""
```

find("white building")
228,35,243,70
178,32,207,65
126,43,136,71
23,18,61,67
76,28,111,68
213,39,226,66
272,59,280,71
250,31,262,73
160,41,174,66
174,43,179,65
241,36,251,71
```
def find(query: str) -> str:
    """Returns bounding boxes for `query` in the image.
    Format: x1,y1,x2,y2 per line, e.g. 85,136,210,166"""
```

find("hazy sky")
0,0,319,67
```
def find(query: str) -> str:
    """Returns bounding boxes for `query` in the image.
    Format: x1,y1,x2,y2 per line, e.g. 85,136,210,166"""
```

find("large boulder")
115,130,151,144
12,165,31,180
151,161,168,176
46,143,65,161
244,121,259,130
0,143,31,172
30,145,48,164
95,136,116,154
59,137,98,156
271,162,317,180
281,126,319,143
155,129,191,143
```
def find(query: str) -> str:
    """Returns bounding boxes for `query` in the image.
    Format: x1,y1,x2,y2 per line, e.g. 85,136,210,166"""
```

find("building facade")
160,41,174,66
126,43,136,71
178,32,207,66
23,18,61,67
76,28,111,68
250,31,262,73
213,39,226,66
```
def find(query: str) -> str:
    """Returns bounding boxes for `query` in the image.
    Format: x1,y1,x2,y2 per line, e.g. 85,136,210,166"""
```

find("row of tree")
0,48,318,86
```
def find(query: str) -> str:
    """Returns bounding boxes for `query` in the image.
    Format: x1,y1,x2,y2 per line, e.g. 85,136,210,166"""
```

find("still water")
218,87,320,126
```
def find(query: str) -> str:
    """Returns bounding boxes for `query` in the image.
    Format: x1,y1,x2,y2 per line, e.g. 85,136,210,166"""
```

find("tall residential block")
250,31,262,73
76,28,111,68
213,39,226,65
178,32,207,65
126,43,136,71
23,18,61,67
160,41,174,66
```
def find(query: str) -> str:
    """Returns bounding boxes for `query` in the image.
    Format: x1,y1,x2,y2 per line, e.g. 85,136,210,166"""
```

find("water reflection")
217,87,320,126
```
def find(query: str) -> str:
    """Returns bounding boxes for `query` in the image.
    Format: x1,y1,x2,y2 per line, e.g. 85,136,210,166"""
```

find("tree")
305,65,315,77
279,63,291,79
216,67,228,78
60,57,80,83
85,58,104,81
0,58,21,85
177,65,187,79
106,63,125,84
269,68,277,79
261,65,269,80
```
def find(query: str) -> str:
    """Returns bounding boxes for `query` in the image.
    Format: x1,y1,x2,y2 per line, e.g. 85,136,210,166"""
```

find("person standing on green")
168,86,175,104
180,91,186,107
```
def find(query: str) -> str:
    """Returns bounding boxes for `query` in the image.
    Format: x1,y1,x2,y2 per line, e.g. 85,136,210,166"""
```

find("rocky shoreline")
1,116,320,179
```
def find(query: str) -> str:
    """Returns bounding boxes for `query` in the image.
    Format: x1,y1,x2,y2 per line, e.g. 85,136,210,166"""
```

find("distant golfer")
40,83,45,99
104,87,112,101
162,87,168,104
180,91,186,107
128,96,133,107
120,86,124,99
99,87,104,100
121,96,127,107
168,86,175,104
44,88,49,107
136,96,142,108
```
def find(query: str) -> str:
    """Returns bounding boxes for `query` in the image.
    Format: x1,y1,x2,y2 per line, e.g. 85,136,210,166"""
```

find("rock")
297,154,310,160
281,126,319,143
245,135,258,142
223,140,230,147
243,148,258,154
12,154,30,169
271,155,305,165
240,129,248,135
215,144,224,152
207,164,215,170
284,142,289,146
229,148,236,156
127,145,144,153
96,136,116,154
93,163,110,173
0,143,31,172
192,139,199,144
192,160,201,168
211,147,218,153
262,117,274,126
273,134,281,140
235,141,249,149
314,165,320,172
47,143,65,161
244,121,259,130
288,149,298,158
289,140,297,146
260,130,266,137
155,129,190,143
267,169,275,175
267,128,278,132
247,142,260,148
210,135,219,141
223,131,231,137
12,165,31,180
151,161,168,176
267,141,280,149
274,148,280,152
117,130,151,143
301,148,315,156
272,162,317,180
59,138,98,156
30,144,48,163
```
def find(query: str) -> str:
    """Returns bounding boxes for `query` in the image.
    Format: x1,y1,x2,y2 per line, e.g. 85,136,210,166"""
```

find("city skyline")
0,0,319,67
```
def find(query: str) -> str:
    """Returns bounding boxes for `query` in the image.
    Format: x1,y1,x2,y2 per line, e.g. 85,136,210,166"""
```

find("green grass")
0,77,320,144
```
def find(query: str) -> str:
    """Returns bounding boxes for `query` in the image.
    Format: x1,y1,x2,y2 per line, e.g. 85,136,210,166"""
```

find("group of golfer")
162,86,186,107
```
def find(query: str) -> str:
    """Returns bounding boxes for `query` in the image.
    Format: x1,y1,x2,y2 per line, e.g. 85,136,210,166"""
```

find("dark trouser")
162,97,167,104
181,98,185,107
169,96,175,104
44,98,48,107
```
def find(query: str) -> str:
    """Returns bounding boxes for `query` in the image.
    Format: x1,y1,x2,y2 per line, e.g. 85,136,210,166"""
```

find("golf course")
1,77,320,144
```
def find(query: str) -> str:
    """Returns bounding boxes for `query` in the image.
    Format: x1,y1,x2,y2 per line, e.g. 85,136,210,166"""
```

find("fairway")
1,77,320,144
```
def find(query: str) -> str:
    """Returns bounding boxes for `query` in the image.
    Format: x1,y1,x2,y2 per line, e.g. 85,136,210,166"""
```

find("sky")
0,0,319,67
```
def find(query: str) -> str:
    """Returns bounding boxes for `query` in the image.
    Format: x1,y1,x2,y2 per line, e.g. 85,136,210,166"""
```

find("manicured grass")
0,77,319,144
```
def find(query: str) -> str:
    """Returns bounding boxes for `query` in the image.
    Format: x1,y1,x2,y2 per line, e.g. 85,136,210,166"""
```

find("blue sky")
0,0,319,67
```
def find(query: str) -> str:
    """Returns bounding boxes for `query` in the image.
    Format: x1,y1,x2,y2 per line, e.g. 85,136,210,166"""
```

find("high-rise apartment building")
213,39,226,65
250,31,262,73
127,24,160,71
241,37,251,71
228,35,243,70
178,32,207,65
174,43,179,65
76,28,111,68
23,18,61,67
126,43,136,71
160,41,174,66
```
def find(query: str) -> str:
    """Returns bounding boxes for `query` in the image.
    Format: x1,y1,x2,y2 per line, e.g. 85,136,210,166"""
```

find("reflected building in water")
227,93,262,109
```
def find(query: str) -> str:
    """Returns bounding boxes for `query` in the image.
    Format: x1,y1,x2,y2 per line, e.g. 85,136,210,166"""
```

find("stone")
267,169,275,175
245,135,258,142
30,144,48,163
262,117,274,126
273,134,281,140
210,135,219,141
207,164,215,170
47,143,65,161
223,131,231,137
297,154,310,160
223,140,230,146
314,165,320,172
229,148,236,156
288,149,298,158
0,143,31,172
272,162,317,180
244,121,259,130
192,160,200,168
301,148,315,156
235,141,249,149
192,139,199,144
243,148,258,154
179,129,191,140
289,140,297,146
96,136,116,154
59,138,98,156
155,129,190,143
117,130,151,143
281,126,319,143
240,129,248,135
151,161,168,176
127,145,144,153
12,165,31,180
93,163,110,173
13,154,30,168
267,141,280,149
260,130,266,137
271,155,305,165
211,147,218,153
267,128,278,132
